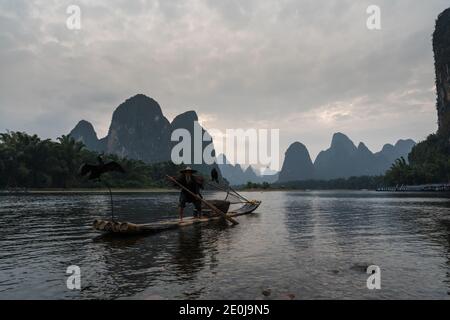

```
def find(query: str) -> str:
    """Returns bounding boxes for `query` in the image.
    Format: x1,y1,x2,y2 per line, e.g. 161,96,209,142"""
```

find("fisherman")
175,167,204,221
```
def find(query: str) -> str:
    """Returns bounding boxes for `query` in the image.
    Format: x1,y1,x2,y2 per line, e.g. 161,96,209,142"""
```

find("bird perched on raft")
79,156,125,180
211,168,219,183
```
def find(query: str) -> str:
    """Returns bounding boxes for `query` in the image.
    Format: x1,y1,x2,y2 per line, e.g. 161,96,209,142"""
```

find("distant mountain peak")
125,93,157,105
75,119,94,128
102,95,172,162
68,119,101,151
278,141,315,182
357,142,371,153
70,119,97,135
381,143,395,152
171,110,199,126
114,94,164,119
286,141,308,152
244,166,256,174
284,142,312,161
395,139,415,148
332,132,349,140
330,132,356,150
129,93,157,103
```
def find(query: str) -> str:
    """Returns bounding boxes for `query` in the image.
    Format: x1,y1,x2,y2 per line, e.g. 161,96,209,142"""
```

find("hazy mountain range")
69,94,222,179
278,133,415,183
69,94,415,186
216,154,279,186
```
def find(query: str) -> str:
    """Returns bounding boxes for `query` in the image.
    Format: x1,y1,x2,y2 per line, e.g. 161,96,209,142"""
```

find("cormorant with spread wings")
80,156,125,180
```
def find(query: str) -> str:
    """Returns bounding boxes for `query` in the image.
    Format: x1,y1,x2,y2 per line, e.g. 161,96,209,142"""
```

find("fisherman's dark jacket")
175,175,204,201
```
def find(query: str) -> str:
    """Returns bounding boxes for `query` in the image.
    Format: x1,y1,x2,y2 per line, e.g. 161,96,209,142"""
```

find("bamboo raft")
93,200,261,235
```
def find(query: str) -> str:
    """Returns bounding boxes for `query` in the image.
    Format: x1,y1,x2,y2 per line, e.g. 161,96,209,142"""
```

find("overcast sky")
1,0,448,169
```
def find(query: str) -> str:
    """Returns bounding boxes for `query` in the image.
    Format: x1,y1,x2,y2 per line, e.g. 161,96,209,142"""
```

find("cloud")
0,0,448,167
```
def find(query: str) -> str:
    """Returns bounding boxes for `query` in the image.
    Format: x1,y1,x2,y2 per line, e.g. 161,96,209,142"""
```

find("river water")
0,191,449,299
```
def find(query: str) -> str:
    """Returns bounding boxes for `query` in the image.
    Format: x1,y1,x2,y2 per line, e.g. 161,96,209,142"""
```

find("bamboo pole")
167,175,239,225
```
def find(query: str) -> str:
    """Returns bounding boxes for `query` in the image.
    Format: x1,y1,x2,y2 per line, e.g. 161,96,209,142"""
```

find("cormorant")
211,168,219,183
80,156,125,180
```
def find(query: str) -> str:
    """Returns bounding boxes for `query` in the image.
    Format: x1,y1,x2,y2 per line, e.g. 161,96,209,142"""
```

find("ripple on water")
0,191,450,299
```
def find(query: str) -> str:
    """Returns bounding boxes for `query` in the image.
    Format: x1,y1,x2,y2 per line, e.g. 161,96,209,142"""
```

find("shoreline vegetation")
1,185,448,194
0,131,185,190
0,188,177,194
241,176,385,191
1,131,449,192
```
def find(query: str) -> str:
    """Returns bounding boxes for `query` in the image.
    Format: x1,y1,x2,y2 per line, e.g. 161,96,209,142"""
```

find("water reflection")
280,191,450,299
283,193,316,249
172,226,206,280
1,191,450,299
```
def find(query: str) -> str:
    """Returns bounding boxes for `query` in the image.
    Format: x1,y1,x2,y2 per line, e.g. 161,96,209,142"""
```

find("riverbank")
1,187,372,194
0,188,177,194
3,187,449,194
376,183,450,192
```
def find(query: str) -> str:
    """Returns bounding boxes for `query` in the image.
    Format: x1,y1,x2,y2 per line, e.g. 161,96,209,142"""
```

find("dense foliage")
1,130,448,190
0,131,183,189
384,133,450,185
